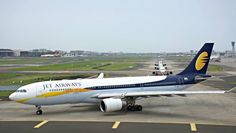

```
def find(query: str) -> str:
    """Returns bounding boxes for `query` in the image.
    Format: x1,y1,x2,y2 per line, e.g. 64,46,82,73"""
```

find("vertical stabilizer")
178,43,214,76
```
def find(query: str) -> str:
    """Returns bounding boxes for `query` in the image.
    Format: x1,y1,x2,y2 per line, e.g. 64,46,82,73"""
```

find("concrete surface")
0,121,235,133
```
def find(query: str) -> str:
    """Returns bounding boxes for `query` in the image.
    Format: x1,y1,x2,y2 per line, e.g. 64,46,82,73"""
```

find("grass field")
0,90,14,97
0,55,225,87
208,64,223,72
166,56,193,62
0,56,151,86
11,57,144,71
175,63,223,72
0,56,150,65
0,90,14,100
0,73,18,80
12,61,137,71
0,57,58,65
0,73,92,86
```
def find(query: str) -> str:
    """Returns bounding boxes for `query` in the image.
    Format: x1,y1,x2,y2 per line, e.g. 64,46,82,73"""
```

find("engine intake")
100,98,124,112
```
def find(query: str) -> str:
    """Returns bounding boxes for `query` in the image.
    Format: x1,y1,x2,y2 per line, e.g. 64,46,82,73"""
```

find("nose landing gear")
35,105,43,115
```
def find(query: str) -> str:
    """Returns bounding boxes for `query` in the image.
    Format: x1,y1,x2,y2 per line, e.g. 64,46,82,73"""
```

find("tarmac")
0,121,235,133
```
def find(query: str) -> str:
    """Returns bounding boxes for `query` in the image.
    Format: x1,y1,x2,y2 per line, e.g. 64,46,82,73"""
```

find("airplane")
153,60,173,75
210,54,221,62
9,43,233,115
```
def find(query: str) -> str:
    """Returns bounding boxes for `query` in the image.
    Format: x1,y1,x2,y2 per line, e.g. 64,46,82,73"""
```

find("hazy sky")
0,0,235,52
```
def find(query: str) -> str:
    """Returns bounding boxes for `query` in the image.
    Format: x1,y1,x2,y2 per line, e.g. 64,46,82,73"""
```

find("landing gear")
36,110,43,115
35,105,43,115
126,105,142,111
135,105,143,111
125,97,143,112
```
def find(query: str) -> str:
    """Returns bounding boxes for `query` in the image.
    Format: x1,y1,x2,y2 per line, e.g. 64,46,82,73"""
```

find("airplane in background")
9,43,233,115
153,60,173,75
210,54,221,62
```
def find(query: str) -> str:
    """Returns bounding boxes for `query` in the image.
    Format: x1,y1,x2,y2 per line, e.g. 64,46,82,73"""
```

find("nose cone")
9,93,16,101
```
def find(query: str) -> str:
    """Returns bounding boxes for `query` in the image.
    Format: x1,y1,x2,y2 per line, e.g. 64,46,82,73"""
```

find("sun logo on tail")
195,51,209,71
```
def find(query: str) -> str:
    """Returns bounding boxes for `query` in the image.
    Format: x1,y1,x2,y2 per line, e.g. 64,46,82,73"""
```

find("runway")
0,121,235,133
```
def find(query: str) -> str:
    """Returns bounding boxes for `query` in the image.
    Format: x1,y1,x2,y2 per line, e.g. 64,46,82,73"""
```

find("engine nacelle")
100,98,124,112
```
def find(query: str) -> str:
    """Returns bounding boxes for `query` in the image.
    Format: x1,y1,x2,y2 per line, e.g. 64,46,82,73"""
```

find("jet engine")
100,98,124,112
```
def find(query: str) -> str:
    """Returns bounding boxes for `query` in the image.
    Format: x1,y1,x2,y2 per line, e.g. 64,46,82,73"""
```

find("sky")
0,0,236,53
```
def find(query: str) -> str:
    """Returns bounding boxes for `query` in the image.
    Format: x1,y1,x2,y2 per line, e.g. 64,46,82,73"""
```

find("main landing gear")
127,105,142,111
35,105,43,115
125,97,143,112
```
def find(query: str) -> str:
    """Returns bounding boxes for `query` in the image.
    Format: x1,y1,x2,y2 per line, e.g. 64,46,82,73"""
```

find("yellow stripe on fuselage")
36,88,92,98
16,88,92,104
16,98,32,103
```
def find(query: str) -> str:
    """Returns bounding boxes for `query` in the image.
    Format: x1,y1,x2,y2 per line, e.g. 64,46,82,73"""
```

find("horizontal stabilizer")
227,87,236,93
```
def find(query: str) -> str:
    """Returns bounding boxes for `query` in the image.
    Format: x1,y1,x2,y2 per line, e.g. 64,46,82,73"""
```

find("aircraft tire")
36,110,43,115
127,105,134,111
136,105,142,111
127,105,142,111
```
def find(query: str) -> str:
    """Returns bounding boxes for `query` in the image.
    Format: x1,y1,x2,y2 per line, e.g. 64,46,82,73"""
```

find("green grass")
0,56,150,65
166,56,192,62
174,63,223,72
208,64,223,72
0,73,18,80
101,62,136,70
0,56,152,85
0,57,56,65
0,90,14,97
0,73,92,86
230,82,236,85
12,59,138,71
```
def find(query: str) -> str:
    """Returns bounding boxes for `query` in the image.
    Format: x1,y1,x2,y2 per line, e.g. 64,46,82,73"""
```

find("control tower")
232,41,235,53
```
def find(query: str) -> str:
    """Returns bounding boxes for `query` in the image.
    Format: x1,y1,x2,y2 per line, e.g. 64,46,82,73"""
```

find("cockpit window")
16,89,27,93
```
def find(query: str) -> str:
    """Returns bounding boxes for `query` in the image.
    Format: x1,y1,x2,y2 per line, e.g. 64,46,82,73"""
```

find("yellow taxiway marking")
112,121,121,129
190,123,197,132
34,120,49,129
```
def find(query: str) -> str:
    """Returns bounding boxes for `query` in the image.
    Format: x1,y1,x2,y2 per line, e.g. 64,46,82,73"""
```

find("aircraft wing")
93,89,233,99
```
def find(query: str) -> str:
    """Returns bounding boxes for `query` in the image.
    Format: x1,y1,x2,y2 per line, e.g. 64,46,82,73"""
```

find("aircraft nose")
9,93,16,101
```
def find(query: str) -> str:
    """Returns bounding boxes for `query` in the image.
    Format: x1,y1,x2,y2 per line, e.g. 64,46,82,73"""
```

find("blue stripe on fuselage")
87,75,197,90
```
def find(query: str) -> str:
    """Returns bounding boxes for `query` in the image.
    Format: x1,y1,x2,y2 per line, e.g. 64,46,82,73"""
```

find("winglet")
226,87,236,93
97,73,104,79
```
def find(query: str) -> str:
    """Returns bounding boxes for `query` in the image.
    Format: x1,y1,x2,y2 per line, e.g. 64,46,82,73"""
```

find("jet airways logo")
195,51,208,71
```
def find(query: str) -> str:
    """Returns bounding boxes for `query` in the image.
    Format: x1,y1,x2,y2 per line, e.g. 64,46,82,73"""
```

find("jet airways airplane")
9,43,231,115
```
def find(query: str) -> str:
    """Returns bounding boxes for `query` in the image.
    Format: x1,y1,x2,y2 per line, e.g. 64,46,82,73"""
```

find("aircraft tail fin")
177,43,214,76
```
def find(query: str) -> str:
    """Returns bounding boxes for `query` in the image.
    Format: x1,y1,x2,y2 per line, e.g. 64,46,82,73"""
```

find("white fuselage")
9,75,190,106
157,61,167,73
